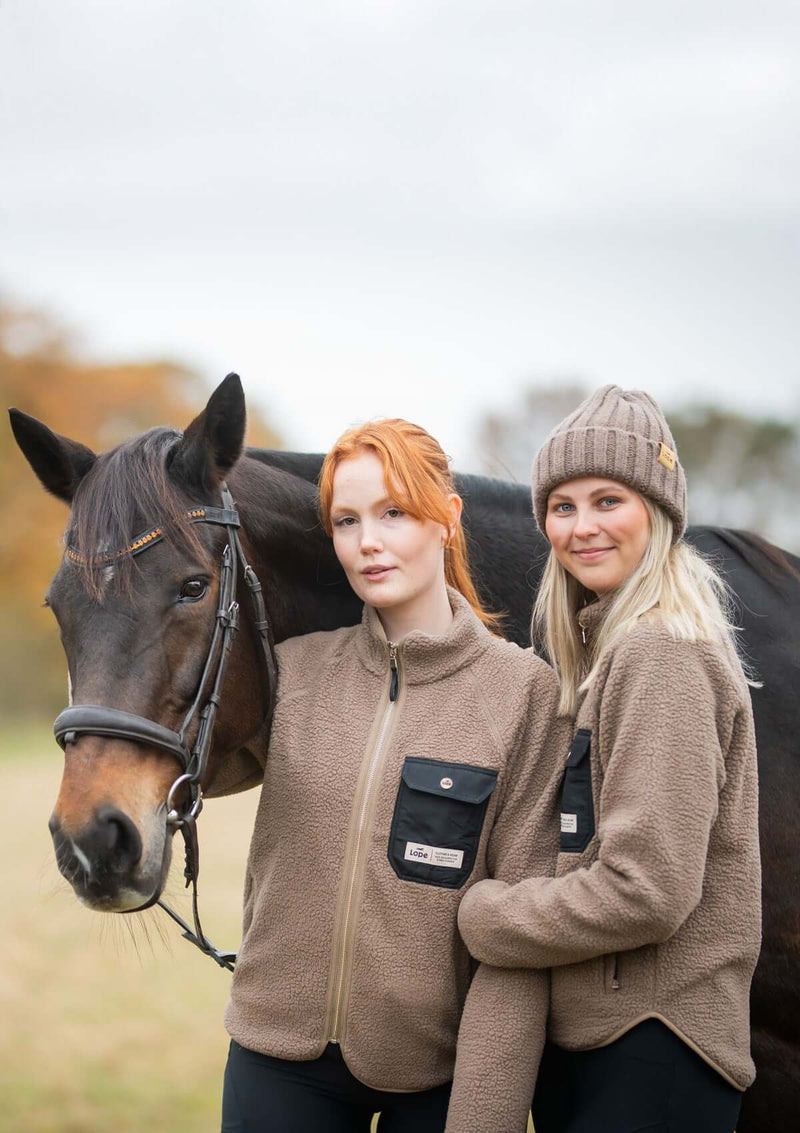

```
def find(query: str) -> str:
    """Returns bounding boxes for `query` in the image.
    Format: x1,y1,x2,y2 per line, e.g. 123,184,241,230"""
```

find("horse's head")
9,374,272,912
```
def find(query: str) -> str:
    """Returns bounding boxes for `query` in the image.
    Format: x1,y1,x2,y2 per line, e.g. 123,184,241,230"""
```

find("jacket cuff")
458,879,510,961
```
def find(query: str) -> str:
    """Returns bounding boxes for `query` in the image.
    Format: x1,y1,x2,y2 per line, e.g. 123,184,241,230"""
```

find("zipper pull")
611,954,620,989
581,626,587,646
388,643,399,702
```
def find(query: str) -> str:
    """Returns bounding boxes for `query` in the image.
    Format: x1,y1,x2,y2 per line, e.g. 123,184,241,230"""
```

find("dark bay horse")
9,374,799,1131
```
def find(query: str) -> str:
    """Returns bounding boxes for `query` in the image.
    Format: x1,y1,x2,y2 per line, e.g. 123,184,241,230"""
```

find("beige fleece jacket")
458,602,761,1092
223,589,567,1113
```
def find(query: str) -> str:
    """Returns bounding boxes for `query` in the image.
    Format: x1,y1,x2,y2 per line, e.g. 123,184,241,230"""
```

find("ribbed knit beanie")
532,384,687,542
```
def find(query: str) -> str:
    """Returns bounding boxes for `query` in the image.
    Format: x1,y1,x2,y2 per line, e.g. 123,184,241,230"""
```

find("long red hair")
318,418,502,633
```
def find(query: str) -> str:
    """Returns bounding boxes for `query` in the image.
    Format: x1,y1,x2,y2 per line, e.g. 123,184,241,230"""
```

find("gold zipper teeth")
328,643,400,1044
330,699,396,1041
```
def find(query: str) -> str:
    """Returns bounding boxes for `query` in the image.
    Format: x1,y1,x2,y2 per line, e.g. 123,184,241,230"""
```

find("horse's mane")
67,427,206,598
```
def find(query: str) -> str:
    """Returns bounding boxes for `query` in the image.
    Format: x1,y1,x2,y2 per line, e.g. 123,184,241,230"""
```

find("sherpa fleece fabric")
222,588,568,1128
458,601,761,1092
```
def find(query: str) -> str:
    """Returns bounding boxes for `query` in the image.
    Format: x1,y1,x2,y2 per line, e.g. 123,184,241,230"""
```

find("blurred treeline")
478,383,800,553
4,301,797,722
0,300,281,720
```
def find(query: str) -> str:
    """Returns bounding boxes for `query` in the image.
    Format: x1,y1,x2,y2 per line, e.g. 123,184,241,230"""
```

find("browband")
64,506,241,565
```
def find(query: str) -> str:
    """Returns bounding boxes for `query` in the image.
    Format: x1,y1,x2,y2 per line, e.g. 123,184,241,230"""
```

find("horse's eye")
179,579,208,601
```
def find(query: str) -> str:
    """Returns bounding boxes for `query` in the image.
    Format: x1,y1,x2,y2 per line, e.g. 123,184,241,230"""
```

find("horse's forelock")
67,427,209,599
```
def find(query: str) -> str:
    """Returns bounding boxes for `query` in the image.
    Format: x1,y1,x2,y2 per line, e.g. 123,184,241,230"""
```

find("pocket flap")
566,728,591,767
400,758,498,804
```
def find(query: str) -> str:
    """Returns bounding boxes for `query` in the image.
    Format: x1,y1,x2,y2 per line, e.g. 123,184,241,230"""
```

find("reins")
53,483,276,972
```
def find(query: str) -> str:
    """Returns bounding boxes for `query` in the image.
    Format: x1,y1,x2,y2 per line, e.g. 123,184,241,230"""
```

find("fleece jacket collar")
577,593,660,639
576,593,614,637
355,587,491,686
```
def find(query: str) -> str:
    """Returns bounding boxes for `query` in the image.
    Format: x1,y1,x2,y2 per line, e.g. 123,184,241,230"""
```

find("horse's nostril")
94,806,143,873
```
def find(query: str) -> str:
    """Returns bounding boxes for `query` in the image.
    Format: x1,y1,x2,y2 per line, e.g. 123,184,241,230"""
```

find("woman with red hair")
220,418,565,1132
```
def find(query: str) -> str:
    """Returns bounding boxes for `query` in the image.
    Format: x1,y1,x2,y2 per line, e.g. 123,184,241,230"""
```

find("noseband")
52,483,276,971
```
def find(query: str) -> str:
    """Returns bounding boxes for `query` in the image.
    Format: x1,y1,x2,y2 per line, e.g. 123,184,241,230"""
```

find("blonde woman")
456,386,761,1133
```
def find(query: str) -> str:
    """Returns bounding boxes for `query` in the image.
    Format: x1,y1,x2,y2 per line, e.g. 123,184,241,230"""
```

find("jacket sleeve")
445,662,570,1133
458,635,730,969
445,965,546,1133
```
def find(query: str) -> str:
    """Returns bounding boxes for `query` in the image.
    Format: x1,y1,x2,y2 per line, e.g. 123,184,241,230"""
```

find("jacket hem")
339,1041,453,1094
554,1011,751,1092
225,1018,453,1094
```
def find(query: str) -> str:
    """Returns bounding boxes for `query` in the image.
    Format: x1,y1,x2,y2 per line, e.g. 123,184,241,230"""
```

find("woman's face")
330,450,451,622
545,477,650,595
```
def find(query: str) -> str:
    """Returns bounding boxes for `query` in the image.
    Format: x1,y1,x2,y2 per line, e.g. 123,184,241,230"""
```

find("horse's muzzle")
49,806,156,910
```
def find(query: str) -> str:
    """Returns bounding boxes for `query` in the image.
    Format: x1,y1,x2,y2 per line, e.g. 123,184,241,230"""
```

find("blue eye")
552,502,573,514
599,497,620,508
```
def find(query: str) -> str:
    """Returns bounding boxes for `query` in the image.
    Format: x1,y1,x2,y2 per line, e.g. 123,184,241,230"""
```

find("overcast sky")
3,0,799,467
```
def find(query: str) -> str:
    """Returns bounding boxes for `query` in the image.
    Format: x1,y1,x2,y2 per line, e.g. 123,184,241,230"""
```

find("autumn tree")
0,299,282,717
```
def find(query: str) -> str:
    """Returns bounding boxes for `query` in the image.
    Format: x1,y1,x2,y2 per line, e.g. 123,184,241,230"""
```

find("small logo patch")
657,442,676,471
561,813,578,834
404,841,464,869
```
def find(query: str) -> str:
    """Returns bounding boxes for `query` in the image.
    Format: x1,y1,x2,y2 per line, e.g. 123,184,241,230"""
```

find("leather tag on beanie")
657,442,676,471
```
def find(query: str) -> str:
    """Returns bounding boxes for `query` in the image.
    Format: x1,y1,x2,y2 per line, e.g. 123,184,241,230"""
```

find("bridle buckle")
166,774,204,826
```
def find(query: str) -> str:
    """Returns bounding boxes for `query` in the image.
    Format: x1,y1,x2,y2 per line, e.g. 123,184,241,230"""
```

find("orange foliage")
0,299,282,715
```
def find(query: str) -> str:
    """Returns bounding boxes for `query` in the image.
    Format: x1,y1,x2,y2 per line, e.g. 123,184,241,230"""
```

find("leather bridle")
52,483,276,972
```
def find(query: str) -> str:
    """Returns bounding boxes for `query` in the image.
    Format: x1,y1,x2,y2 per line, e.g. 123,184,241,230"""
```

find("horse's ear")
8,409,97,504
170,372,246,491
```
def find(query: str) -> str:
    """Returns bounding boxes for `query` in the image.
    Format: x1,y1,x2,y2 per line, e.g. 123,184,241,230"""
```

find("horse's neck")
232,456,361,643
246,448,325,482
453,473,546,644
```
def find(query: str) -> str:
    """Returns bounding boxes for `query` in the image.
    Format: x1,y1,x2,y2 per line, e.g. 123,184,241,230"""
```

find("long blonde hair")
532,497,749,715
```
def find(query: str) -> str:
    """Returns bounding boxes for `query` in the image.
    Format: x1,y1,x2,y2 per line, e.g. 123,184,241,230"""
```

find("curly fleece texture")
458,604,761,1093
222,589,570,1132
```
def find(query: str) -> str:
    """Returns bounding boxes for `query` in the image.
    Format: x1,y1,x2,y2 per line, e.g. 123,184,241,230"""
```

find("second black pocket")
559,728,595,853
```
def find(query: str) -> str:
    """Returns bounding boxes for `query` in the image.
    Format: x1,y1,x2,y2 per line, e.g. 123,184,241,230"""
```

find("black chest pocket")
559,729,595,853
388,757,498,889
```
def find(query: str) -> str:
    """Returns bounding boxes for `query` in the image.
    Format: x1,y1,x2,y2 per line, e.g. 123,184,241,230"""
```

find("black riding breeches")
532,1018,743,1133
221,1040,451,1133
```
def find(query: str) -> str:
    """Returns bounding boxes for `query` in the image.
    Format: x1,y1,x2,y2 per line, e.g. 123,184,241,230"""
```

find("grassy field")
0,723,534,1133
0,721,258,1133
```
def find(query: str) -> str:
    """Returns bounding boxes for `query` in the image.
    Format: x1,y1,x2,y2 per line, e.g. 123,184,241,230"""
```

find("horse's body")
9,376,799,1131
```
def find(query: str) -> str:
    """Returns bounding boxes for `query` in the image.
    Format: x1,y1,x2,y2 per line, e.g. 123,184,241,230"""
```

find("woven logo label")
404,842,464,868
560,813,578,833
657,442,676,470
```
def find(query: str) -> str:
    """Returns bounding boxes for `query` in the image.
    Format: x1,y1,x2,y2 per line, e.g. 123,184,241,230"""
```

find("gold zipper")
326,642,400,1043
